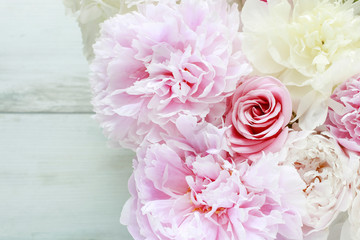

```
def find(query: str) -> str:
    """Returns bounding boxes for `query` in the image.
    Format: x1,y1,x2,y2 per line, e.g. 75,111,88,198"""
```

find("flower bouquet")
64,0,360,239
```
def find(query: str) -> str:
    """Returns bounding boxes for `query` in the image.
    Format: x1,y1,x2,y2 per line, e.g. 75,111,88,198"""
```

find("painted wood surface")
0,0,134,239
0,0,91,113
0,114,134,240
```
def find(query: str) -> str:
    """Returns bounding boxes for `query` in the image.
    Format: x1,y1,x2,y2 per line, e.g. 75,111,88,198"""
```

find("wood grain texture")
0,114,134,240
0,1,136,238
0,0,91,113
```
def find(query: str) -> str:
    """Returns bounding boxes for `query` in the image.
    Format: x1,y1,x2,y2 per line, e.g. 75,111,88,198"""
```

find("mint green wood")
0,0,90,113
0,114,134,239
0,0,134,239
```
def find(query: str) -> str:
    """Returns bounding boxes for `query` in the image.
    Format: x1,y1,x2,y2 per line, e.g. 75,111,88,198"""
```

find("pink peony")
224,76,292,159
326,73,360,152
90,0,252,150
121,115,306,240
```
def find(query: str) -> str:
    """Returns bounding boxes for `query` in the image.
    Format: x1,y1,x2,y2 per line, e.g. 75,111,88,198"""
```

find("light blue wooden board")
0,114,134,240
0,0,135,239
0,0,90,113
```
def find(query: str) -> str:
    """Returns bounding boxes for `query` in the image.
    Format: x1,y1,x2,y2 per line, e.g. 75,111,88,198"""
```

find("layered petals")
121,115,306,240
90,0,252,150
326,73,360,152
224,76,292,160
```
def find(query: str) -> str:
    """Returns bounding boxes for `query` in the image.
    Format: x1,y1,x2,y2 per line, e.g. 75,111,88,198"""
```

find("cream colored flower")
347,167,360,240
281,130,358,238
63,0,81,14
63,0,127,61
241,0,360,130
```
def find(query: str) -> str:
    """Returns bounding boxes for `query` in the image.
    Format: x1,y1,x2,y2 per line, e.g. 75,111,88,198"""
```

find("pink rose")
326,74,360,152
225,76,292,159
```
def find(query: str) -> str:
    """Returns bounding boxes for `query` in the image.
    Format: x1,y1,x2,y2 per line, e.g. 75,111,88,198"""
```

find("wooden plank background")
0,0,134,239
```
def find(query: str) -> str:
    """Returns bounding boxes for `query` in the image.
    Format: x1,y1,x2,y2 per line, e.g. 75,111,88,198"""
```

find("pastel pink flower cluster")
86,0,360,239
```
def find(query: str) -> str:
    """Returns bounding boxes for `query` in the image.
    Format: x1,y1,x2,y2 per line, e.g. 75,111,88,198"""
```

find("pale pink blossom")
224,76,292,160
121,115,306,240
280,130,358,238
90,0,252,150
326,73,360,152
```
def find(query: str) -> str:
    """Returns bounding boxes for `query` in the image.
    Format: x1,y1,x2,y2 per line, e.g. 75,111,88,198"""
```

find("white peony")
347,167,360,240
63,0,128,61
241,0,360,130
280,130,358,238
63,0,81,14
